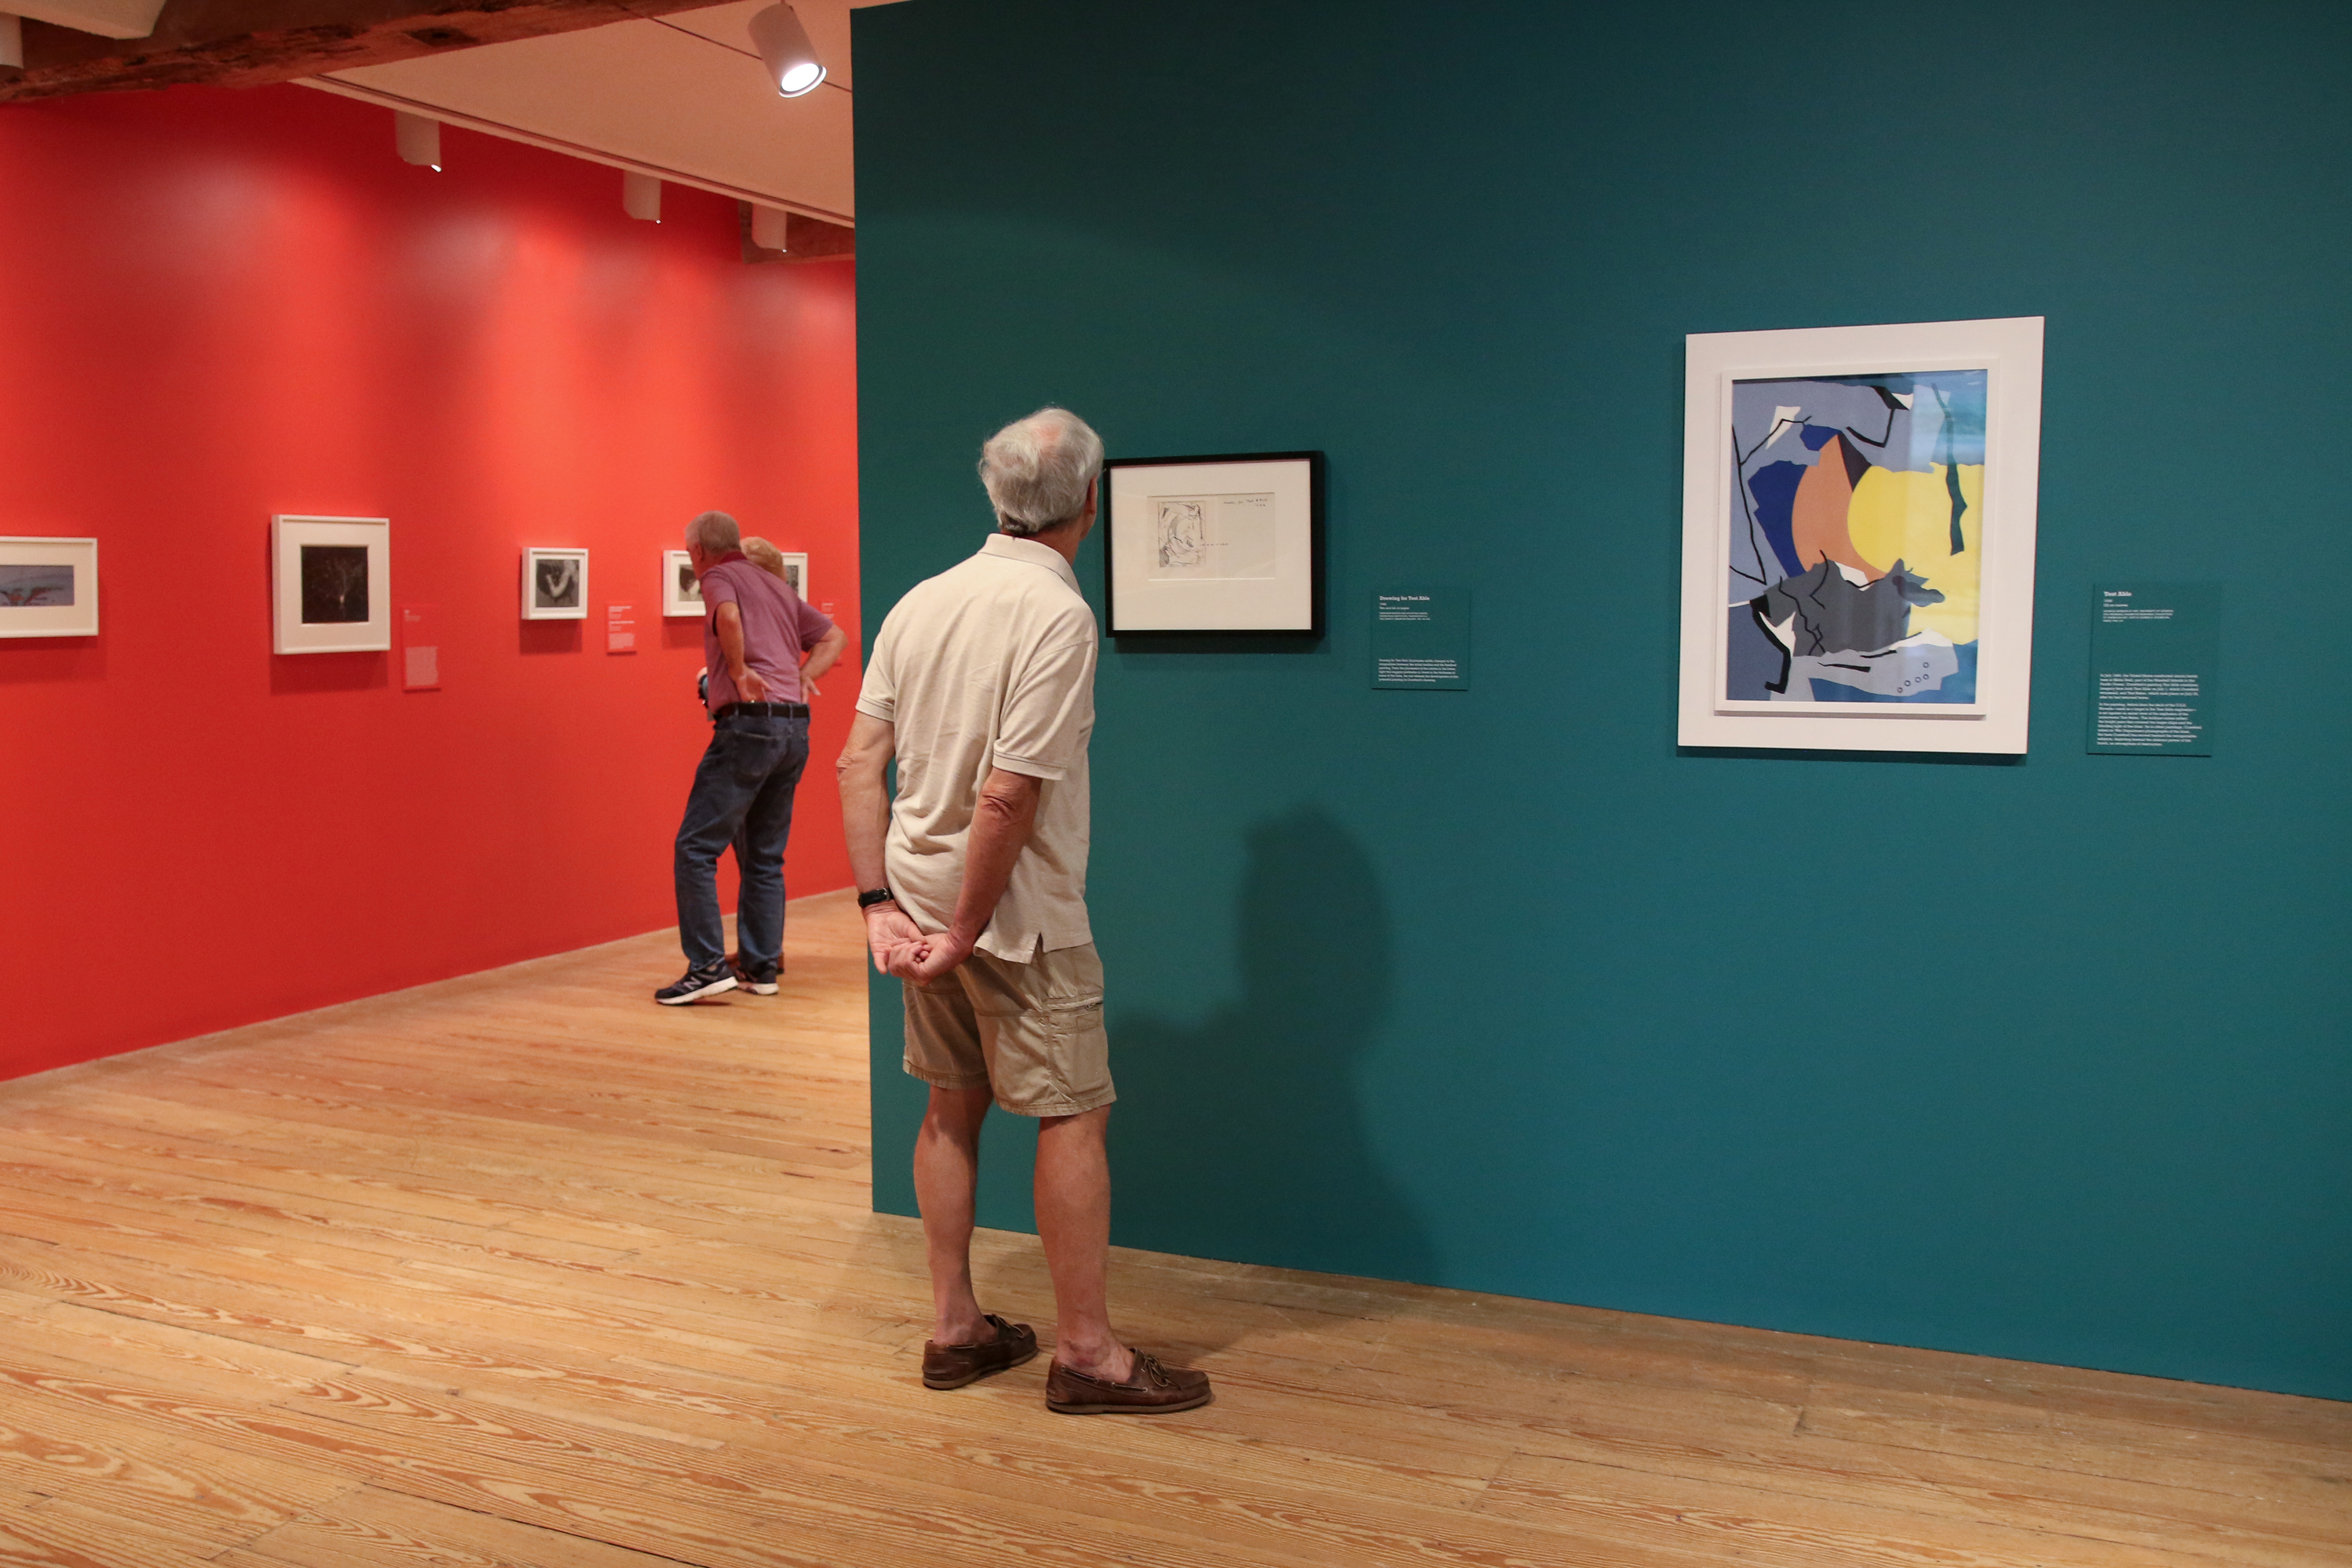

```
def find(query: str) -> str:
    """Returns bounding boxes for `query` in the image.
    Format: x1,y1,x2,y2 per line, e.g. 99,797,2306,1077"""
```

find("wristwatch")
857,888,898,910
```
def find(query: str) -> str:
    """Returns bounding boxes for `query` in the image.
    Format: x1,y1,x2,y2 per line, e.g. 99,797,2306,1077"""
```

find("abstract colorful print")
1725,370,1986,704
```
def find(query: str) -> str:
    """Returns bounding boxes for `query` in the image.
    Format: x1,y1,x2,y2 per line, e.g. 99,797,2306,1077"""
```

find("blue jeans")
674,713,809,978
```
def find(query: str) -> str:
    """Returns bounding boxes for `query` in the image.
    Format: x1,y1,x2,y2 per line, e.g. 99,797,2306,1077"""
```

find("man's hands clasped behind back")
864,905,971,983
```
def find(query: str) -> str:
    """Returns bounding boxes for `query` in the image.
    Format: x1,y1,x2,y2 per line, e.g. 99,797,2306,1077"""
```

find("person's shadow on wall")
1109,806,1437,1305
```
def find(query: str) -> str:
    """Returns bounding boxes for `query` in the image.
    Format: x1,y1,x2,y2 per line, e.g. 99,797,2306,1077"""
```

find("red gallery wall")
0,85,860,1079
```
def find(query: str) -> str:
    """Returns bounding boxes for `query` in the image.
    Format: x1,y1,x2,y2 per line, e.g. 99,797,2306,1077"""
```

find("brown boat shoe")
921,1314,1038,1390
1044,1349,1213,1415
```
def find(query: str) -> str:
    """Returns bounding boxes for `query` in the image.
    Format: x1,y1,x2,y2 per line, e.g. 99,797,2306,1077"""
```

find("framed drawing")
1104,451,1323,635
662,549,703,619
1678,317,2043,753
524,547,589,620
0,536,98,638
272,515,390,654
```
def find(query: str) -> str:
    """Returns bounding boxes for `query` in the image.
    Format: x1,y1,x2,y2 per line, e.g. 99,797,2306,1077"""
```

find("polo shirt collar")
980,531,1082,595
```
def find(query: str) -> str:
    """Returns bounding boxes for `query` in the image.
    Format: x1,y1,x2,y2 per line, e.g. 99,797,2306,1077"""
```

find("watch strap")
857,888,898,910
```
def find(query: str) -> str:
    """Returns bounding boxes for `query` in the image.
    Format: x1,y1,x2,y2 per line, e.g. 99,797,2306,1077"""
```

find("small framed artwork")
775,551,808,600
1104,451,1324,635
272,515,390,654
1677,317,2044,753
0,536,99,638
662,549,704,618
524,548,589,620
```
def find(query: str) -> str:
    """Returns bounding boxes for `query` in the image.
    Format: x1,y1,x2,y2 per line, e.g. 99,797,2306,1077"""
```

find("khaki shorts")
902,943,1116,1117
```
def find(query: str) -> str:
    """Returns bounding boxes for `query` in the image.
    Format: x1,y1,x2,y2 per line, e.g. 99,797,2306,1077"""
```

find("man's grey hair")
685,510,741,554
978,407,1104,537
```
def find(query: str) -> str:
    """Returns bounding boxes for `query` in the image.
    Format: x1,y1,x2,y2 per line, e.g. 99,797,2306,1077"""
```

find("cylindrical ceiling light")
395,111,441,171
748,4,825,98
0,15,24,72
623,171,662,223
751,205,790,252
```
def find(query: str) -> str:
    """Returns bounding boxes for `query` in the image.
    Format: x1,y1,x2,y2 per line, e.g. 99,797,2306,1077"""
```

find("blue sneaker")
728,952,780,995
655,961,738,1006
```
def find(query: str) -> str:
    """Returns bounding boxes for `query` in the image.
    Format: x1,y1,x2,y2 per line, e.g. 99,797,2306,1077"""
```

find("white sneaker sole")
740,981,779,995
657,975,739,1006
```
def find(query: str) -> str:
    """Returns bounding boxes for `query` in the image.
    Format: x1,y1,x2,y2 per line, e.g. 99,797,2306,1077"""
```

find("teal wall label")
1372,588,1469,690
2088,582,2219,755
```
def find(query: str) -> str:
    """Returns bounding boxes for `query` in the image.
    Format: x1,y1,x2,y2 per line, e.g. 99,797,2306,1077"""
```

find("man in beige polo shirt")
836,408,1210,1416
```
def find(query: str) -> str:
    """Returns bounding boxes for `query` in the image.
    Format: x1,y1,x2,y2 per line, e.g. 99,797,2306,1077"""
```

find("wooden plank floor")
0,888,2344,1567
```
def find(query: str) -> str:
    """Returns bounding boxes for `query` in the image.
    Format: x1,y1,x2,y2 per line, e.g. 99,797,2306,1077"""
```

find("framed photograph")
1104,451,1323,635
775,551,808,601
1678,317,2044,754
272,515,390,654
662,549,704,619
524,548,589,621
0,536,98,639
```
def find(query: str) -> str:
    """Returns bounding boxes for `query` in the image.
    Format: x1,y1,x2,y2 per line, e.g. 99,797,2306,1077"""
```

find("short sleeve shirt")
700,555,834,710
855,534,1098,962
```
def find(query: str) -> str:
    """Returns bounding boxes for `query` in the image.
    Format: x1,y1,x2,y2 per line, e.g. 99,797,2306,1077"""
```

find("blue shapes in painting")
1809,641,1979,704
1724,603,1787,700
1799,423,1841,451
1746,460,1808,579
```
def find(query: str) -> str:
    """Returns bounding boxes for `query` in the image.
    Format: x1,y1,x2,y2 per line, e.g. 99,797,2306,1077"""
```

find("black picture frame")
1102,450,1325,638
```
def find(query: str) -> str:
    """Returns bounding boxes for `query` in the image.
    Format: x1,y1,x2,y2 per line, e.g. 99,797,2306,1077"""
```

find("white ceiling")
306,0,902,224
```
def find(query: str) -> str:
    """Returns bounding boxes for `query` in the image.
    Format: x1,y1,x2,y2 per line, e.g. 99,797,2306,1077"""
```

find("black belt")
714,701,808,719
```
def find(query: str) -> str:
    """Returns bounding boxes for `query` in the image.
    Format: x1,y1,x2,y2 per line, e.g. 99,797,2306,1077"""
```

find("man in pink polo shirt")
658,510,846,1005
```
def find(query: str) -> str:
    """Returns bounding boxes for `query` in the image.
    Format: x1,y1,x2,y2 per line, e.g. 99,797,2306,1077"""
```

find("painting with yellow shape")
1846,461,1983,644
1724,368,1988,705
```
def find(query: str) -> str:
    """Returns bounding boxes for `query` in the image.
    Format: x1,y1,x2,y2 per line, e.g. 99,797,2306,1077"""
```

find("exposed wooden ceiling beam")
0,0,735,102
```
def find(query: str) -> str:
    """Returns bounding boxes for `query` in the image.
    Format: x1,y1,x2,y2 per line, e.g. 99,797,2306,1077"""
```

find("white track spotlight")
623,171,662,223
751,204,790,252
0,15,24,72
394,112,441,171
748,4,825,97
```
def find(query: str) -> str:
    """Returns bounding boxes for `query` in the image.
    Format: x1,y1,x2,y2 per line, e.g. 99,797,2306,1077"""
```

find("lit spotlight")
749,5,825,98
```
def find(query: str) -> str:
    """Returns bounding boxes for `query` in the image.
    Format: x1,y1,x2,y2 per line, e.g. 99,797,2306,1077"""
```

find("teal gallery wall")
852,0,2349,1398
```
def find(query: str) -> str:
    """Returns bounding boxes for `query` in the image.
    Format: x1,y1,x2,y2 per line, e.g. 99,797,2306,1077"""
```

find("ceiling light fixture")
623,171,662,223
748,4,825,98
751,205,790,252
394,111,441,171
0,15,23,71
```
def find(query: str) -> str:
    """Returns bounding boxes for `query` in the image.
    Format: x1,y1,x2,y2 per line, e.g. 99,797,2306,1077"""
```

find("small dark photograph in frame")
300,545,371,625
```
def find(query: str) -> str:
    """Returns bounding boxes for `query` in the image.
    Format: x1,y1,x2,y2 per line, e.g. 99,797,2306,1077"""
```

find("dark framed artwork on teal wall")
1678,317,2044,753
1102,451,1324,636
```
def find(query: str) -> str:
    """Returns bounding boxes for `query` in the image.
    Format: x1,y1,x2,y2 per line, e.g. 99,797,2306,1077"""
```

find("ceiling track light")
623,170,662,223
0,15,23,72
394,111,441,171
748,3,824,98
751,204,790,252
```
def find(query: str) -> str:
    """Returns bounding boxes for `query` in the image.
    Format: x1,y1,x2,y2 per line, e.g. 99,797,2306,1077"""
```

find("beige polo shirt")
856,533,1098,962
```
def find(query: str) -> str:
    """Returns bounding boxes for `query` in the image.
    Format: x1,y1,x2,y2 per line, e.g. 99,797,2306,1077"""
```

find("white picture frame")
524,548,589,621
1104,452,1324,635
0,536,98,639
272,515,390,654
662,549,704,618
1678,316,2043,753
775,551,809,601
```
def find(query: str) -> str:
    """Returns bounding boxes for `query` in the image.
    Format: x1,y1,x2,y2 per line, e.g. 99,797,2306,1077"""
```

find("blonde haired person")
742,538,821,695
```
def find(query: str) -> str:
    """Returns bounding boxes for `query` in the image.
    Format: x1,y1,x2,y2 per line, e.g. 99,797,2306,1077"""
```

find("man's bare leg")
1034,1105,1134,1381
913,1084,997,1344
